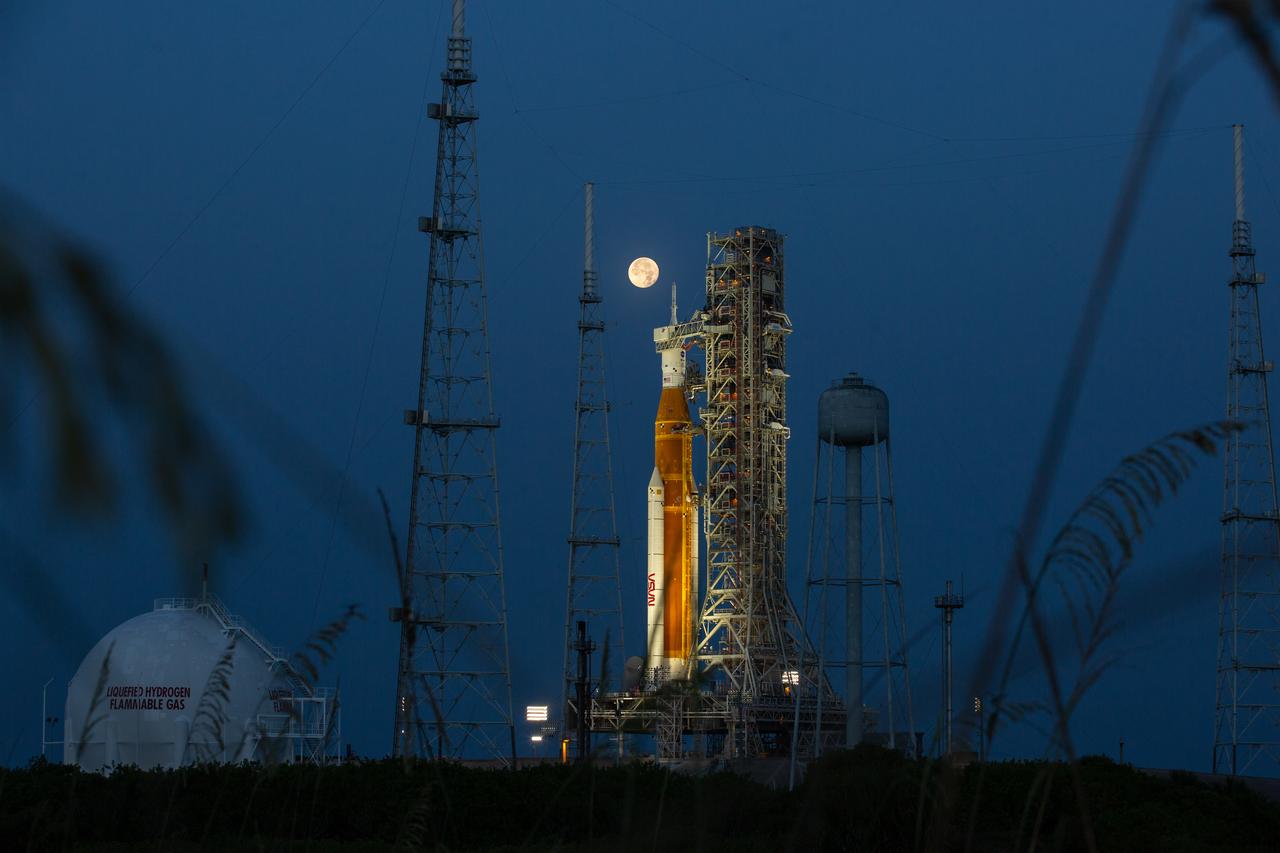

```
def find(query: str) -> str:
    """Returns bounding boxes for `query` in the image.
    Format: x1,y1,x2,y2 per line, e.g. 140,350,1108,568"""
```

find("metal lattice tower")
1214,123,1280,776
391,0,515,765
697,227,819,756
561,182,625,754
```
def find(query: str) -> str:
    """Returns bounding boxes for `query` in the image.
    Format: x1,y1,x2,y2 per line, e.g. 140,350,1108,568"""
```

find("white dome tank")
64,596,300,771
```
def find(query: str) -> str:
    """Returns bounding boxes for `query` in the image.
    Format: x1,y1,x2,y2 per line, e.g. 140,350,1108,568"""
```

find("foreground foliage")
3,747,1278,851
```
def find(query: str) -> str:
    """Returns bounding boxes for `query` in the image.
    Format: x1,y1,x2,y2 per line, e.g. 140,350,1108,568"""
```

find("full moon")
628,257,659,288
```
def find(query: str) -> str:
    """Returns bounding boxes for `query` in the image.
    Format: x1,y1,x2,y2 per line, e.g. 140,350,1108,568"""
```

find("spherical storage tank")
64,596,297,771
818,373,889,447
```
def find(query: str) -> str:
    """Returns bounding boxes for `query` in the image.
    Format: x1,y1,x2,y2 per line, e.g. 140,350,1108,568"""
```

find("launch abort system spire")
391,0,516,765
561,182,625,759
1214,123,1280,776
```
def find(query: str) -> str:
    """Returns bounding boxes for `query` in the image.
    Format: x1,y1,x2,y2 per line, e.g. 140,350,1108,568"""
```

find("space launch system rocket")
647,325,699,680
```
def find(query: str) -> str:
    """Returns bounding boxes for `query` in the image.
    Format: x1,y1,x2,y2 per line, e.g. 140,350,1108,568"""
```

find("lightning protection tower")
794,374,914,762
1214,123,1280,776
391,0,516,765
561,182,625,758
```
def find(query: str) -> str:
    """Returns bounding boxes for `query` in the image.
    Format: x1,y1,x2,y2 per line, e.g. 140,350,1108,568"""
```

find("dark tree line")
4,746,1279,851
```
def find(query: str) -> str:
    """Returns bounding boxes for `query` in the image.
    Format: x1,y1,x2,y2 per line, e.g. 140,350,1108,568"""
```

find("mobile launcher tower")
594,227,844,761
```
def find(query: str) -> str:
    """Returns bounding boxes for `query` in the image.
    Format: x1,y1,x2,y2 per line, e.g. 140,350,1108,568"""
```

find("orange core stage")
647,340,699,680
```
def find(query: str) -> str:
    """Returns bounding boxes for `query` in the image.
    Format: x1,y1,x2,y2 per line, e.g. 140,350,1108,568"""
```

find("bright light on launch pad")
628,256,659,288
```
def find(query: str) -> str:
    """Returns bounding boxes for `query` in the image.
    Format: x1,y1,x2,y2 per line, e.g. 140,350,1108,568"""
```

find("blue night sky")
2,1,1278,771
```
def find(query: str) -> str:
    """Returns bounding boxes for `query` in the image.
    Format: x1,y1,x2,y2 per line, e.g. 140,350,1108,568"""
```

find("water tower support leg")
847,446,863,748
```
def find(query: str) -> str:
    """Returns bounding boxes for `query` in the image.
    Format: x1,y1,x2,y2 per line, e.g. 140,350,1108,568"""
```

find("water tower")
800,373,914,751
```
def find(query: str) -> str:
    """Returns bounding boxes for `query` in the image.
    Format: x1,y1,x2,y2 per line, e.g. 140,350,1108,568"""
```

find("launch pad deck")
590,689,849,759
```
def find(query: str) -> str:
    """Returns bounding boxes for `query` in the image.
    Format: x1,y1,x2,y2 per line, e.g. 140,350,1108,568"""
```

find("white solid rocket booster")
646,467,665,668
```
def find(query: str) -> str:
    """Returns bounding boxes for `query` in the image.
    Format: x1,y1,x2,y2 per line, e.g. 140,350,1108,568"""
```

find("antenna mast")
391,0,516,765
1214,123,1280,775
934,579,964,757
561,182,625,760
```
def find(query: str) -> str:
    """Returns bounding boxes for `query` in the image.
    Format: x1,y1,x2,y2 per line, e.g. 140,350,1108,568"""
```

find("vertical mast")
392,0,516,765
934,580,963,756
562,182,625,758
1235,124,1246,224
1214,123,1280,775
